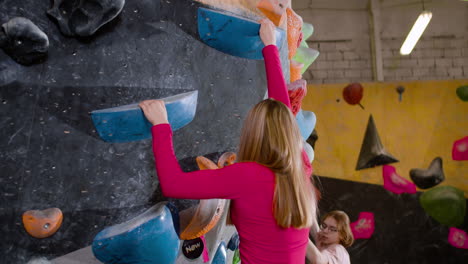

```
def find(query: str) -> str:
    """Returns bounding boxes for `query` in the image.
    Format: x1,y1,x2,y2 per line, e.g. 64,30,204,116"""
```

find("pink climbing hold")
287,79,307,116
452,136,468,161
448,227,468,249
200,235,210,263
382,165,417,194
350,212,375,239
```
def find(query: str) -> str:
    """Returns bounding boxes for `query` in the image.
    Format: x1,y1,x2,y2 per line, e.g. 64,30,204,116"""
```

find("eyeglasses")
320,223,338,233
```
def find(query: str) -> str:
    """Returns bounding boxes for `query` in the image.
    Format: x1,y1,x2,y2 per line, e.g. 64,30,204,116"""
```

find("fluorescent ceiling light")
400,11,432,55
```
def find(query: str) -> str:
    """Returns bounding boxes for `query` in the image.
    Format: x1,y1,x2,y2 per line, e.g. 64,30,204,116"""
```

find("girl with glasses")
307,210,354,264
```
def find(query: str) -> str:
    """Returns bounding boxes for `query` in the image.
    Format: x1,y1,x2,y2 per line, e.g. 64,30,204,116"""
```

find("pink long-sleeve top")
151,45,310,264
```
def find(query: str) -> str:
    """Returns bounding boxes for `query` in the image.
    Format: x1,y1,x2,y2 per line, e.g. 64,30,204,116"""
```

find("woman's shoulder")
229,161,270,170
322,244,350,264
227,161,275,178
328,243,348,252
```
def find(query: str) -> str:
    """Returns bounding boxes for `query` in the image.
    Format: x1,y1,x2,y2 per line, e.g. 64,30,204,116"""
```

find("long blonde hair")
236,99,316,229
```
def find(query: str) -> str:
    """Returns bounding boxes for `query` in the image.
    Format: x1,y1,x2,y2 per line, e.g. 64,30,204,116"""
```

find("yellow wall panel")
303,80,468,196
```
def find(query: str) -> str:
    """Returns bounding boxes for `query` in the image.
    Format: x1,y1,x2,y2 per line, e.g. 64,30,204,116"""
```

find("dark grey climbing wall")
0,0,280,262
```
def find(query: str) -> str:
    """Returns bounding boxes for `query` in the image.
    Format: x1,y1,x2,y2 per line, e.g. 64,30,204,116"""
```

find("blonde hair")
322,210,354,247
236,99,316,229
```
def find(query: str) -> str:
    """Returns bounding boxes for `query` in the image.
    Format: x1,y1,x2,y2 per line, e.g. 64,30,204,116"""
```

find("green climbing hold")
293,47,320,74
302,23,314,41
420,186,466,227
300,22,314,48
456,85,468,101
233,249,240,264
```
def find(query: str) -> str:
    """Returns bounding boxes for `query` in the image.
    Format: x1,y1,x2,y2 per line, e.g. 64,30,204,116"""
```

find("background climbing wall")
0,0,286,263
303,80,468,263
303,80,468,193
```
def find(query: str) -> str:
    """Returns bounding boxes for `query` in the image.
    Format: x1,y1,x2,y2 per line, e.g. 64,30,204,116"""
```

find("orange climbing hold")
290,59,303,83
286,8,303,59
179,199,226,240
179,153,237,240
196,156,218,170
217,152,237,168
22,208,63,238
257,0,289,26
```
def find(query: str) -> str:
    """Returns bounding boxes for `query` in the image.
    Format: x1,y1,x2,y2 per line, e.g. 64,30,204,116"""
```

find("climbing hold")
396,86,405,102
300,22,314,46
286,8,303,59
303,141,315,163
410,157,445,189
179,198,225,241
296,110,316,141
0,17,49,65
452,136,468,161
350,212,375,239
343,83,364,109
420,186,466,227
198,7,286,60
448,227,468,249
290,59,304,82
212,242,227,264
293,47,320,74
47,0,125,37
306,129,318,149
92,202,180,264
456,85,468,101
227,232,240,251
22,208,63,239
256,0,289,26
287,79,307,116
91,90,198,143
217,152,237,168
232,249,241,264
356,115,399,170
179,154,231,240
196,156,218,170
382,165,416,194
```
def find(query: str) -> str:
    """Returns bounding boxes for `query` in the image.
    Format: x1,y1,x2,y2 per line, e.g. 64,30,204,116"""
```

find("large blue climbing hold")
198,7,286,60
91,91,198,143
212,242,227,264
92,202,180,264
296,110,316,140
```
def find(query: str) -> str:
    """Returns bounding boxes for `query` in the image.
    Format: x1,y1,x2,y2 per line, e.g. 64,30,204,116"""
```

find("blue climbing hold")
92,202,180,264
198,7,286,60
91,91,198,143
212,241,227,264
296,110,316,140
303,141,315,163
227,232,239,251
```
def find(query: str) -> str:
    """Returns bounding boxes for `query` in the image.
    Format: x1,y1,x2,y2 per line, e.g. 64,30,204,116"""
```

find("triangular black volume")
356,115,399,170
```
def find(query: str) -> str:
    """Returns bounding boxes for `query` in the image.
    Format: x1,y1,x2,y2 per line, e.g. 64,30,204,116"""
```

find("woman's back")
229,162,309,264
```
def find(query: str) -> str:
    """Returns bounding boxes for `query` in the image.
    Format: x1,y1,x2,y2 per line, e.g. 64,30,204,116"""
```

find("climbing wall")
0,0,297,263
303,80,468,262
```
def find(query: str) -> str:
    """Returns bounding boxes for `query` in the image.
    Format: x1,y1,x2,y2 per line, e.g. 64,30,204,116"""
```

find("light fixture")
399,1,432,55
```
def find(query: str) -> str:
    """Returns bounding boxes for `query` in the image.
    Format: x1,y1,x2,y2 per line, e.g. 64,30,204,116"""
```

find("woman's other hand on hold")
259,19,276,46
139,100,169,126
